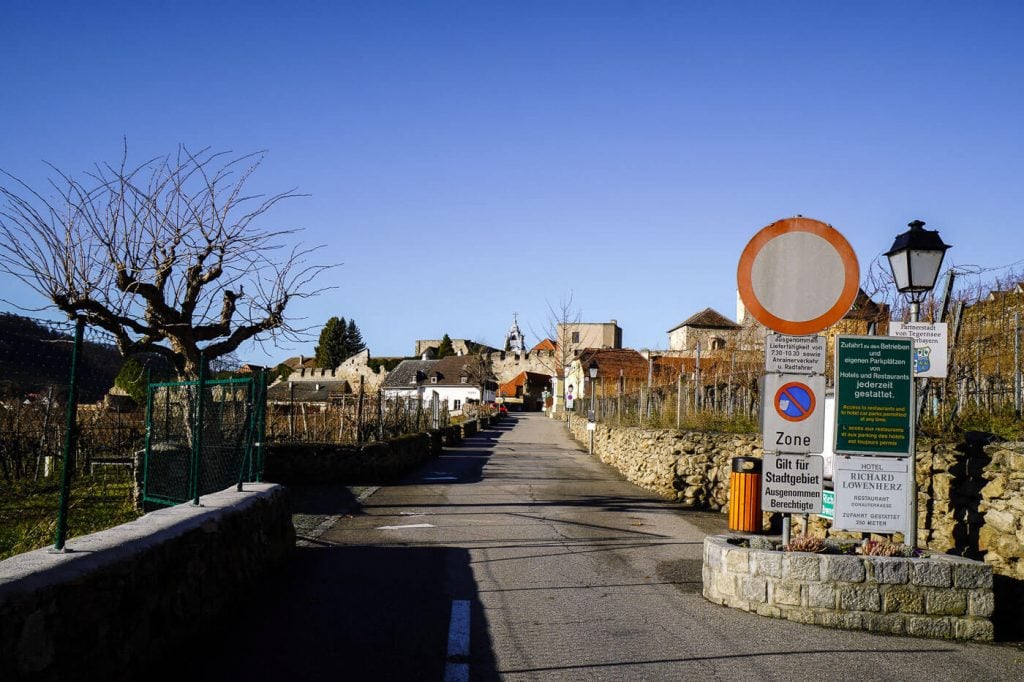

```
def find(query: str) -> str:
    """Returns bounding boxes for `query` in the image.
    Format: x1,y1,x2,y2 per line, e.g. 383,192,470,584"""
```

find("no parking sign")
762,374,826,453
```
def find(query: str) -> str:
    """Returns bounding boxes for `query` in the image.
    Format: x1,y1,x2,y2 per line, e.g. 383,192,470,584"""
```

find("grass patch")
0,470,140,561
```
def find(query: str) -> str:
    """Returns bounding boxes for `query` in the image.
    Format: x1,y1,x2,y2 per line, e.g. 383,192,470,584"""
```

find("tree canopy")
315,316,366,368
436,333,455,358
0,145,332,378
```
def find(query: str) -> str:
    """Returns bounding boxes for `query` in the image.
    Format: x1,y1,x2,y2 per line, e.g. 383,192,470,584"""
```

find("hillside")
0,314,123,403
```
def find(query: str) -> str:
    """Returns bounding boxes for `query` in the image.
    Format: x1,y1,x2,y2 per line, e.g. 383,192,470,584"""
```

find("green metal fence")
142,367,266,507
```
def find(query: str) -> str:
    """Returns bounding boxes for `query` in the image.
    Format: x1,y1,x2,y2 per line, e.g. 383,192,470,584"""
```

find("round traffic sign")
774,381,816,422
737,217,860,335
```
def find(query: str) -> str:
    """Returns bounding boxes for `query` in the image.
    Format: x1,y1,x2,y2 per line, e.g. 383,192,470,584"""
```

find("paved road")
168,413,1024,681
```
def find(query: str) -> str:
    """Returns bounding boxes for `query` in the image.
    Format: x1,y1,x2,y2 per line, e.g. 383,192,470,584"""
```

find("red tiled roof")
532,338,557,352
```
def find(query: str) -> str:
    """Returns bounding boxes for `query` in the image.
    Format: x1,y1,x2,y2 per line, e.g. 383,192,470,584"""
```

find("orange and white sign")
737,217,860,336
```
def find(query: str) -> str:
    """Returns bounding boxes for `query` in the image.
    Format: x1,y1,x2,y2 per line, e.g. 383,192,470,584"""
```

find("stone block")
821,555,865,583
754,603,782,619
806,582,837,608
952,561,993,589
968,589,995,618
818,611,864,630
770,580,802,606
753,551,782,578
865,612,907,635
882,586,924,614
981,476,1006,499
725,548,750,575
704,542,722,570
839,585,880,612
925,589,967,616
714,572,737,599
869,557,910,584
740,576,768,603
911,560,951,587
954,618,995,642
906,615,951,639
985,509,1018,534
784,554,820,581
786,609,816,625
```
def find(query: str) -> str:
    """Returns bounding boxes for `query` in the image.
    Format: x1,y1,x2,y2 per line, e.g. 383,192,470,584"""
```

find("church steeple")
505,313,525,353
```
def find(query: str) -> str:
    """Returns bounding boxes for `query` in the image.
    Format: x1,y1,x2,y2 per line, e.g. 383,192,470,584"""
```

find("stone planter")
702,534,994,641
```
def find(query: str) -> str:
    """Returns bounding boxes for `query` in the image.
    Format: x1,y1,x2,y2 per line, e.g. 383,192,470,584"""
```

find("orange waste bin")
728,457,762,533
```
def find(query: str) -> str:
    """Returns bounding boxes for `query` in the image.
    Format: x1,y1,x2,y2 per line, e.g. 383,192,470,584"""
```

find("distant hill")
0,314,129,403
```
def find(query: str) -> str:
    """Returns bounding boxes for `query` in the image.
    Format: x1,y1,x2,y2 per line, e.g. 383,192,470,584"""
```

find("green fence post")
53,316,85,552
256,369,266,482
191,352,206,506
142,368,154,504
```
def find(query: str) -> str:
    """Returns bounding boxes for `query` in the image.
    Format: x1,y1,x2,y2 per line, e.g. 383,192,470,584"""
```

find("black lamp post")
885,219,951,550
885,220,951,322
588,361,599,421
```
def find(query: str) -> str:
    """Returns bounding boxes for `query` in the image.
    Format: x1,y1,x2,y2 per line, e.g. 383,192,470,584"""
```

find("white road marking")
444,599,471,682
375,523,435,530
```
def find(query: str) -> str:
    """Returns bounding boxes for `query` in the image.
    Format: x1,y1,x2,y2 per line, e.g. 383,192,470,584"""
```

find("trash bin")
728,457,762,533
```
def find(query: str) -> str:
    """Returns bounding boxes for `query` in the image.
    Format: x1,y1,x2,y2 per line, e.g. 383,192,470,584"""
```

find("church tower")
505,314,525,353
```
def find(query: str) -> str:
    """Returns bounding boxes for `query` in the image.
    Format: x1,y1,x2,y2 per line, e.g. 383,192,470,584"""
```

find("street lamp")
588,361,599,420
885,220,951,323
885,219,951,551
588,360,599,454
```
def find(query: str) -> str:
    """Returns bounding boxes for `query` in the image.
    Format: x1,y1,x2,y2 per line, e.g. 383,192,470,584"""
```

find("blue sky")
2,2,1022,362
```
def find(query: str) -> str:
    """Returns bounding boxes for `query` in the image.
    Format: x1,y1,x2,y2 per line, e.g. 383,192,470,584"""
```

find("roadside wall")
0,484,293,682
568,414,761,509
265,432,440,485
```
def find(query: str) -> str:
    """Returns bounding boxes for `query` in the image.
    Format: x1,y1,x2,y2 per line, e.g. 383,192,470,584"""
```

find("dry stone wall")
568,414,762,509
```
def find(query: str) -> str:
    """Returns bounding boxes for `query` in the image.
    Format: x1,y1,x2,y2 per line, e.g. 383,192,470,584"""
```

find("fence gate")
142,373,266,507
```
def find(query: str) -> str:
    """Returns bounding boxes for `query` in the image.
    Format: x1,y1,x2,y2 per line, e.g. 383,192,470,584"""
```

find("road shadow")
151,544,498,682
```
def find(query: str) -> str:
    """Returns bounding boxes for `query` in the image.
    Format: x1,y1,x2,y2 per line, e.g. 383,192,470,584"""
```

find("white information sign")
761,454,823,514
833,457,909,533
766,334,826,374
762,374,826,454
889,322,948,378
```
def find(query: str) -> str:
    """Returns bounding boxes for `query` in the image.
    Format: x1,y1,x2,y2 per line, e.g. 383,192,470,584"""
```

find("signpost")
738,217,860,545
890,321,949,378
766,334,826,374
833,457,909,533
737,217,860,336
761,453,824,514
819,489,835,520
835,336,914,456
762,374,826,454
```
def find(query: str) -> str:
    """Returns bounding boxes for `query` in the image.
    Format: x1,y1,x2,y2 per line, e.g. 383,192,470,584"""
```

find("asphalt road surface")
166,413,1024,681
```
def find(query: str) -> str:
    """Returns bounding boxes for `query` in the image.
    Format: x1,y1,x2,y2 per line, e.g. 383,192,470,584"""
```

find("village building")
381,355,497,415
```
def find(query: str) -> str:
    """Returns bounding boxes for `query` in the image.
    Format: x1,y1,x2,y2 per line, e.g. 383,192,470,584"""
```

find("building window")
453,399,461,410
460,376,468,384
430,376,437,384
571,331,580,343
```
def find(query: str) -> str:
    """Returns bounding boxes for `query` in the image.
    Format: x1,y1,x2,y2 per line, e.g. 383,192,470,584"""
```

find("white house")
381,355,496,415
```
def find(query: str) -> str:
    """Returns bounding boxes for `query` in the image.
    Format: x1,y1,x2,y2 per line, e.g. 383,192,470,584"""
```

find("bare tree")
529,290,582,379
0,145,332,378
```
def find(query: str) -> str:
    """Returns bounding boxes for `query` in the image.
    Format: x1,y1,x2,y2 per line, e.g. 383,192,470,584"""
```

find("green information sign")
819,489,835,520
835,335,913,456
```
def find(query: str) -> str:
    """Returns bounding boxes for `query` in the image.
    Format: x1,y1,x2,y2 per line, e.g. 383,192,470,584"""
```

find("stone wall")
568,414,762,509
703,535,994,641
488,349,558,383
0,484,294,681
265,432,440,485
